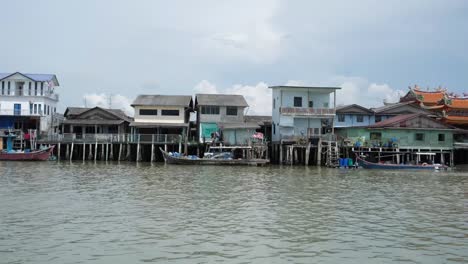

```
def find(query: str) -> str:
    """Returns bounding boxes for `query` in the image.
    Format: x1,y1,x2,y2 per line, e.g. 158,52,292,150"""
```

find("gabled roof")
336,104,374,114
131,95,193,107
368,113,454,129
195,94,248,107
244,115,272,125
64,106,131,122
372,101,433,115
445,97,468,109
0,72,59,86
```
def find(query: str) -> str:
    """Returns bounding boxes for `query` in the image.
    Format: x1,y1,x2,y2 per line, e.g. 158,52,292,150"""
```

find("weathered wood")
305,143,310,166
105,144,109,161
88,144,93,160
70,143,74,161
316,138,322,166
151,144,155,162
83,144,86,161
58,143,61,161
94,142,98,161
280,144,283,164
101,144,105,161
65,144,70,160
118,143,122,161
109,144,114,160
126,143,131,160
137,143,141,162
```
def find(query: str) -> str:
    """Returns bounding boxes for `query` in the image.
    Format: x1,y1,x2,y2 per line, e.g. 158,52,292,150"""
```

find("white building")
270,85,340,142
0,72,60,133
130,95,193,135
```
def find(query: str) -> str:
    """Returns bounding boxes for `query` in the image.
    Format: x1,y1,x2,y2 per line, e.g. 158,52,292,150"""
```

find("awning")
130,122,189,128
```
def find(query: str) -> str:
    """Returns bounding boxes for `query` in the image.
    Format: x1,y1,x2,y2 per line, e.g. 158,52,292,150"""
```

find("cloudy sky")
1,0,467,115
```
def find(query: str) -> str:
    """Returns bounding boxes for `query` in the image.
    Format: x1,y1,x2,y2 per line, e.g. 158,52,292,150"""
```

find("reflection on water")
0,162,467,264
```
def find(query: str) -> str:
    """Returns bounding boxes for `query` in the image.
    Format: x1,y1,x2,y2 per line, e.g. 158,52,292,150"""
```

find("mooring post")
88,144,93,160
316,138,322,166
109,144,114,160
70,142,74,161
279,143,283,165
94,141,98,161
305,142,311,166
105,144,109,161
58,143,61,161
151,134,155,162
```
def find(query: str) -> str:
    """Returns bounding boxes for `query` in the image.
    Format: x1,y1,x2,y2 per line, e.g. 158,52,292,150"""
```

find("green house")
337,113,455,150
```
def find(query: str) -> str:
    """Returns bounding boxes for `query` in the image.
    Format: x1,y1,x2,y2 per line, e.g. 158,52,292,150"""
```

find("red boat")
0,146,55,161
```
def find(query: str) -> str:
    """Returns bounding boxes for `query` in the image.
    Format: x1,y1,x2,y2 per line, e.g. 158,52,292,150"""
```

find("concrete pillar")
279,143,283,164
316,138,322,166
58,143,61,161
105,144,109,161
88,144,93,160
151,144,155,162
82,144,86,161
109,144,114,160
305,142,311,166
65,144,69,160
101,144,105,160
118,143,123,161
94,141,98,161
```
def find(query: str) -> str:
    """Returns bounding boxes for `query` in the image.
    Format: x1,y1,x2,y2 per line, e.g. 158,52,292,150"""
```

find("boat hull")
0,146,55,161
356,155,447,170
160,148,269,166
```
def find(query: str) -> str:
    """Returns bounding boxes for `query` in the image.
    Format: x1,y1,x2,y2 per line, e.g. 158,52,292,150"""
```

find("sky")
1,0,467,115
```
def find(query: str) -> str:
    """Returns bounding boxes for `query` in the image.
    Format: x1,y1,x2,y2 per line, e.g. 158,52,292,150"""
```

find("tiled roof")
446,98,468,109
413,89,444,104
443,115,468,124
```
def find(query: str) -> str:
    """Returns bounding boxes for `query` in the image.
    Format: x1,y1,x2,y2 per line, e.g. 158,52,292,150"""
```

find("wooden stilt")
70,143,74,161
118,143,123,161
58,143,61,161
101,144,105,160
105,144,109,161
83,144,86,161
126,143,131,160
94,142,98,162
137,143,141,162
305,142,310,166
151,144,155,162
65,144,70,160
316,138,322,166
280,144,283,164
88,144,93,160
109,144,114,160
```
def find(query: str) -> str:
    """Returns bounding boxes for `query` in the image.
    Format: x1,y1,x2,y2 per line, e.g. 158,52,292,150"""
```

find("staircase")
321,140,340,167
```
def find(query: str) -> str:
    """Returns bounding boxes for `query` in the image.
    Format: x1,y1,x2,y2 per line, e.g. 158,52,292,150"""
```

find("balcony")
280,107,335,117
0,109,43,116
1,92,59,100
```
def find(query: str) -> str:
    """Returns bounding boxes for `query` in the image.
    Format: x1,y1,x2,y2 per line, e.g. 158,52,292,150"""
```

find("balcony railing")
38,133,183,144
0,109,43,116
1,93,59,100
280,107,335,116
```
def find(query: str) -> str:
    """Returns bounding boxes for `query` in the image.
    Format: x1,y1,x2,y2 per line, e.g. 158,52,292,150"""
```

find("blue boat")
355,154,447,170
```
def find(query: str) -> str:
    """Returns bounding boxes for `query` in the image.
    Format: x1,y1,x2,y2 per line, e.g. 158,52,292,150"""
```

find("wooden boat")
160,147,269,166
355,154,447,170
0,146,55,161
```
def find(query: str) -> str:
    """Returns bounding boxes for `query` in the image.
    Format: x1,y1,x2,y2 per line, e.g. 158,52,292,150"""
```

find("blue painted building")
335,104,374,128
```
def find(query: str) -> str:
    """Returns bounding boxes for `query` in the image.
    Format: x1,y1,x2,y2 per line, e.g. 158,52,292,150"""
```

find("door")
14,104,21,116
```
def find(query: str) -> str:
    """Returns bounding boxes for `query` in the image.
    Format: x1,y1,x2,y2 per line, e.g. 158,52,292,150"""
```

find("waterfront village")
0,71,467,167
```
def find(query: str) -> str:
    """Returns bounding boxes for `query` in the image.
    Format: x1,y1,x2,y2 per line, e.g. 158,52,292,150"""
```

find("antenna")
108,94,113,108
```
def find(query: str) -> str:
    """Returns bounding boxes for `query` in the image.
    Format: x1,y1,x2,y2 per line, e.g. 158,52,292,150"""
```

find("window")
273,99,275,109
294,97,302,107
438,134,445,141
47,105,50,115
308,101,313,108
161,109,180,116
34,104,37,114
226,106,238,116
337,114,345,122
1,81,4,95
323,102,329,108
273,123,275,135
35,82,38,95
28,82,32,95
54,107,56,113
370,132,382,140
7,81,10,95
415,133,424,141
40,83,44,96
139,109,158,115
357,115,364,122
38,104,42,115
30,104,33,114
375,115,382,123
201,105,220,115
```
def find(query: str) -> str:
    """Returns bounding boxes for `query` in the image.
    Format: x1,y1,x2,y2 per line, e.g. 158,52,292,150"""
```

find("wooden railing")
38,133,183,144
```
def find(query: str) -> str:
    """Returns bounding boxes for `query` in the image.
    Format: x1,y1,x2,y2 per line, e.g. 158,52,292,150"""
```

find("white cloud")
83,93,134,116
332,76,405,107
194,80,272,115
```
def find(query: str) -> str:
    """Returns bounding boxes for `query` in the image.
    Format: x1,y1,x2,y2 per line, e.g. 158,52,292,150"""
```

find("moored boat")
0,146,55,161
355,154,447,170
160,147,269,166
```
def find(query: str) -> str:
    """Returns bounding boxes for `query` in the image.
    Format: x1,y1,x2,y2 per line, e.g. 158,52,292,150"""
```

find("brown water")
0,162,467,263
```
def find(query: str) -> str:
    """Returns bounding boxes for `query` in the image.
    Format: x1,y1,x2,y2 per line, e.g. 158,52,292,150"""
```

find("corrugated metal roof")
0,72,59,85
371,102,414,113
244,115,272,125
62,119,125,125
368,113,420,128
195,94,248,107
64,107,131,122
129,122,189,128
336,104,374,113
131,95,193,107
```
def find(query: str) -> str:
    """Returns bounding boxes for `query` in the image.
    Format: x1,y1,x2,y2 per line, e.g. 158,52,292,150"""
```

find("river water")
0,162,467,264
